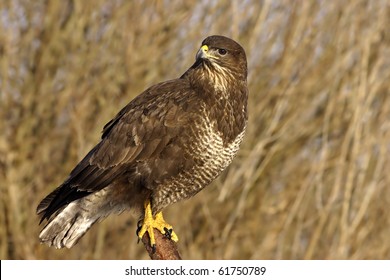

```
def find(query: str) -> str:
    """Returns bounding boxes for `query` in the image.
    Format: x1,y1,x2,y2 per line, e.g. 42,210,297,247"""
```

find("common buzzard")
37,35,248,249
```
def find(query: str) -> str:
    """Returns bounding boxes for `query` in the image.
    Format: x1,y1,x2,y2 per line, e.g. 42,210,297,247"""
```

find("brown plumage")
37,35,248,249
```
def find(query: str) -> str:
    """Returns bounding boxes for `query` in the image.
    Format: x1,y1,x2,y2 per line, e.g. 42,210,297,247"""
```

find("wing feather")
37,79,200,220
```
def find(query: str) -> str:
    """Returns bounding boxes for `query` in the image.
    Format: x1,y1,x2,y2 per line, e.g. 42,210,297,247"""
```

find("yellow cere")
201,45,208,52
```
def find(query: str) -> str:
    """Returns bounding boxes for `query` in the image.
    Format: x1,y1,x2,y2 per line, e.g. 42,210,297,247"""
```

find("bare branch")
141,229,182,260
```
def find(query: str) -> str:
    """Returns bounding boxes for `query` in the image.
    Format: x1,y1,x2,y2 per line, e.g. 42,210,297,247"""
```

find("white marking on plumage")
38,188,129,249
155,113,247,208
38,201,95,249
198,116,245,167
203,61,235,93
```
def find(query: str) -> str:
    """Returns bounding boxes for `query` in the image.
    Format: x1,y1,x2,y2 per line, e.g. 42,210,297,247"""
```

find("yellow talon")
137,200,178,247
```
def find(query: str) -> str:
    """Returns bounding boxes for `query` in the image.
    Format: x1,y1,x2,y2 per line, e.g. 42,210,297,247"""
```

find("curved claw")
136,220,143,243
164,227,172,239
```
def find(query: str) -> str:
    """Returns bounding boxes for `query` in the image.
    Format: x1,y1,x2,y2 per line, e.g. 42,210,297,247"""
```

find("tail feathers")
39,202,98,249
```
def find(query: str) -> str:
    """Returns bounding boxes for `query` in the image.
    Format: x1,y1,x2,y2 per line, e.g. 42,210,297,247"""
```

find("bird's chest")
191,114,246,176
151,105,246,212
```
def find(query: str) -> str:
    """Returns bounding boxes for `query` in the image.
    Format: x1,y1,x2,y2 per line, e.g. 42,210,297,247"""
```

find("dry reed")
0,0,389,259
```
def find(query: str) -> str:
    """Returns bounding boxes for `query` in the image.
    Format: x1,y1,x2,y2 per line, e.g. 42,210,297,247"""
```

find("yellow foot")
137,201,178,249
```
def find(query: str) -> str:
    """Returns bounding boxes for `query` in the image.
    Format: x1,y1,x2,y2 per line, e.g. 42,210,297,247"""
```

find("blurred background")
1,0,389,260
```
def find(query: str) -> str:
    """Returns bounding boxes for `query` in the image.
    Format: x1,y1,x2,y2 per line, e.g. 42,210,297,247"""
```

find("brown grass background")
1,0,390,260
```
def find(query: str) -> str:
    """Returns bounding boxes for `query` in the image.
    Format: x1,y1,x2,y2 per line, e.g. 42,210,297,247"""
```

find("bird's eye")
218,48,227,55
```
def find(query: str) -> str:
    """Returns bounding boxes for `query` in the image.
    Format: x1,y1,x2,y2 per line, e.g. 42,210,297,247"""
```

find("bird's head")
194,35,247,83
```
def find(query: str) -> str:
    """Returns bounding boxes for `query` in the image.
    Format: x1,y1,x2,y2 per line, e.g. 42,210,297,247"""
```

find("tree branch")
141,228,182,260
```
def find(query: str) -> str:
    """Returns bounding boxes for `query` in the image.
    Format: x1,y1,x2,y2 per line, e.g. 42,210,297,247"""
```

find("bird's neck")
184,65,248,144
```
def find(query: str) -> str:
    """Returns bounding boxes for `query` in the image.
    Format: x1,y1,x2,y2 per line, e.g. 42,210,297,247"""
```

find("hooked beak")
196,45,210,60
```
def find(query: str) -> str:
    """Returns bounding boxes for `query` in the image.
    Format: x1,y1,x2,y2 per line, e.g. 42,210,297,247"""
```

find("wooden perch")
141,228,182,260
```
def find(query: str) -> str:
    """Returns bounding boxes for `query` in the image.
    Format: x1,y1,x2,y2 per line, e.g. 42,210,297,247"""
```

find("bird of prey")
37,35,248,249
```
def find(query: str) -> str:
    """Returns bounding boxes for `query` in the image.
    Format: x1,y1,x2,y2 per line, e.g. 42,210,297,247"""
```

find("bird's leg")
137,200,178,249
